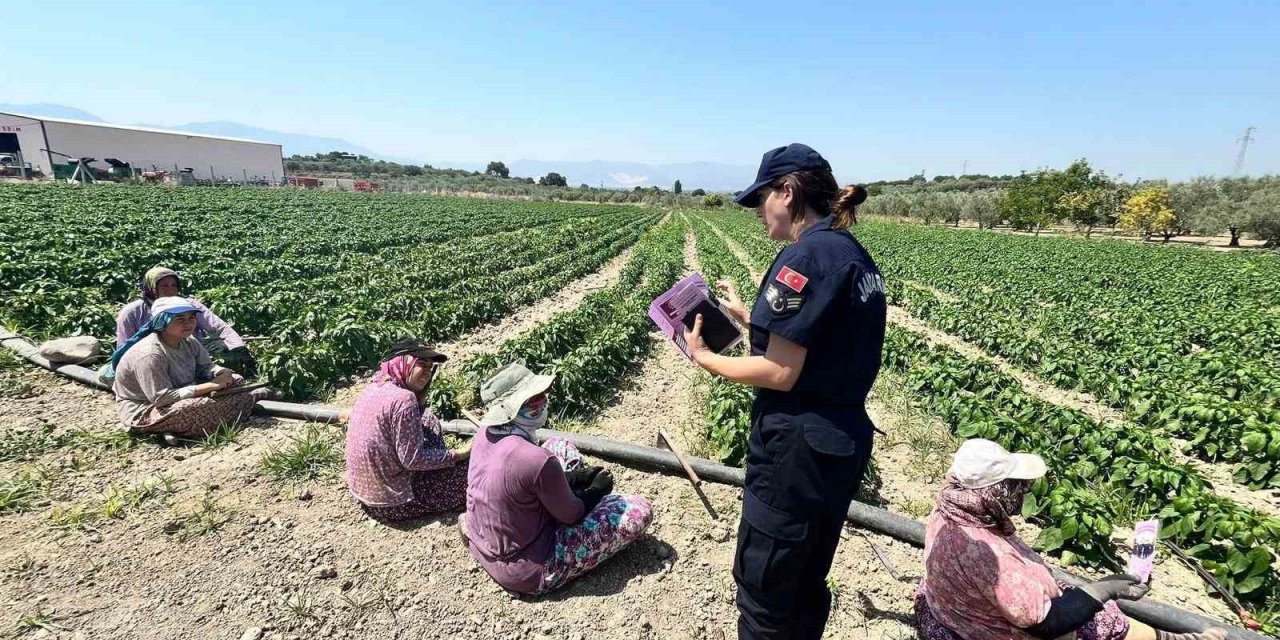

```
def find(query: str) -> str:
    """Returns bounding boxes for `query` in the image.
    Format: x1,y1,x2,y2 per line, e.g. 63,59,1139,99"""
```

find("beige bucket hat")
478,362,556,427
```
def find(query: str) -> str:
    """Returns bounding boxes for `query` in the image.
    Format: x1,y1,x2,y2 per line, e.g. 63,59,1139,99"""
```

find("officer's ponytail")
832,184,868,230
771,170,867,231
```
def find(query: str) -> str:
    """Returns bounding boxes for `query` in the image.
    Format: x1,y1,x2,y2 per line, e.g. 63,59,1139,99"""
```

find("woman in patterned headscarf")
115,266,256,377
916,439,1224,640
344,339,470,523
113,297,271,438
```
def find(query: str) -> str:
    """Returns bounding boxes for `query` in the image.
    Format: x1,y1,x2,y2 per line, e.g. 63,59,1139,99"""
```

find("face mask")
514,403,548,431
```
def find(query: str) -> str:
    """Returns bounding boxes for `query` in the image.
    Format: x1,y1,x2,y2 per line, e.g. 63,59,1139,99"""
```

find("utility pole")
1233,127,1256,176
962,160,968,176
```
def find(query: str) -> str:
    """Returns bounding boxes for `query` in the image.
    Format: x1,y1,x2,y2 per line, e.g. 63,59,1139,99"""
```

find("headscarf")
374,354,419,388
109,296,200,369
933,475,1031,537
140,266,180,302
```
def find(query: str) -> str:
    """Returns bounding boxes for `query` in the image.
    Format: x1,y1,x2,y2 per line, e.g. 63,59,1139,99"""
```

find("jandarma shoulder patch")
764,282,804,316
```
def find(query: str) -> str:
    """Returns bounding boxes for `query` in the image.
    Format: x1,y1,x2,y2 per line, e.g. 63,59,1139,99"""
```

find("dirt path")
328,247,636,409
438,247,636,362
586,228,703,453
0,361,1242,639
703,223,762,284
0,365,923,640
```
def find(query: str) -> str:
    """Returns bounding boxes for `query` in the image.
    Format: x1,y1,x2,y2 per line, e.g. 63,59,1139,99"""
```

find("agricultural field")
0,183,1277,637
0,184,658,398
695,212,1280,629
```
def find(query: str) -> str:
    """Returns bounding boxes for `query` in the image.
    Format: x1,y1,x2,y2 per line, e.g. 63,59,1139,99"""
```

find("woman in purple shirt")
464,363,654,595
345,339,470,523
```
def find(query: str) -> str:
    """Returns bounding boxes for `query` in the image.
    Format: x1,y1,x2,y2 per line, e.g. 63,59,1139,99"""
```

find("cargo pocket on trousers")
801,423,859,499
735,489,810,597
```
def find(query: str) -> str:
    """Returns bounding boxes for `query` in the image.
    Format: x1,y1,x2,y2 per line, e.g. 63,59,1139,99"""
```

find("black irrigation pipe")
0,329,1264,640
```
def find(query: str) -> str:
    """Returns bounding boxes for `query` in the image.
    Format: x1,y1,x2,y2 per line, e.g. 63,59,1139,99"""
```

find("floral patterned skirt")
535,438,654,594
913,586,1131,640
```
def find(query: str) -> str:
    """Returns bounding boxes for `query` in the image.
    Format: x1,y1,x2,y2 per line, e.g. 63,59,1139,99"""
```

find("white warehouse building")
0,111,284,182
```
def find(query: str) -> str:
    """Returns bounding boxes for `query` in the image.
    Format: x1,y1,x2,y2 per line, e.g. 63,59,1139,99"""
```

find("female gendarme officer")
685,143,886,640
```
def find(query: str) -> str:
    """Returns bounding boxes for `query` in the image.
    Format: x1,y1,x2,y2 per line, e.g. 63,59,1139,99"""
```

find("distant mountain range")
502,159,751,192
0,103,751,190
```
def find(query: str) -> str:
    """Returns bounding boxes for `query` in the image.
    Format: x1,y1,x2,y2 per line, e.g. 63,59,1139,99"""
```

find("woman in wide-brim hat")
463,362,654,596
345,339,471,523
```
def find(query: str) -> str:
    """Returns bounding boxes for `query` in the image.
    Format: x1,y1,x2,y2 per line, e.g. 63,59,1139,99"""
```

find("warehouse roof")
0,112,281,147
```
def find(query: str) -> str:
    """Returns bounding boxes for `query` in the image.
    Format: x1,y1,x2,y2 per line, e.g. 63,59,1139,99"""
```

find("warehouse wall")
0,114,51,176
0,114,284,181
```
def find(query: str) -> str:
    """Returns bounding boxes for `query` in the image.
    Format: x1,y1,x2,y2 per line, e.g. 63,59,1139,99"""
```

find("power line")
1233,126,1256,176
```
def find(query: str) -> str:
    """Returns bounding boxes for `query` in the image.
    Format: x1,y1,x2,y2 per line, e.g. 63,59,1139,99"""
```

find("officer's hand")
684,314,711,363
716,280,749,325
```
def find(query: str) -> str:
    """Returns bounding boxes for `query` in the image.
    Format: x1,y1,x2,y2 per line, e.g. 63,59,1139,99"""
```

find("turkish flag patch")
776,266,809,293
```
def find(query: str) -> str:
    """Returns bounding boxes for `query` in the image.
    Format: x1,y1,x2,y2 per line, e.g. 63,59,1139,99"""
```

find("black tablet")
682,299,741,354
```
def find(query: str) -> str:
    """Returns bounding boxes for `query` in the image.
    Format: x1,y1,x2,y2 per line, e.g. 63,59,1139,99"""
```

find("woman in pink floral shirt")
345,340,470,523
916,440,1223,640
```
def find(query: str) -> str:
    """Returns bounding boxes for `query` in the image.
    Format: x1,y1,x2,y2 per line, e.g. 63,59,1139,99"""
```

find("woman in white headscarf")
112,297,270,438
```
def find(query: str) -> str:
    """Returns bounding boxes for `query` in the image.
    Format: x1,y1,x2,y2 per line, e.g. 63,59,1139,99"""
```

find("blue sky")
3,0,1277,181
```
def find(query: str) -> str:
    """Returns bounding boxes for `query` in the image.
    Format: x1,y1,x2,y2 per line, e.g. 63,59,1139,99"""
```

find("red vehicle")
354,181,380,192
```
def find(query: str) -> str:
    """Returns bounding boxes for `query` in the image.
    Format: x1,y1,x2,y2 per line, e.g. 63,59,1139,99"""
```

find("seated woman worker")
345,339,470,523
916,439,1226,640
464,363,653,596
116,266,257,377
112,297,271,439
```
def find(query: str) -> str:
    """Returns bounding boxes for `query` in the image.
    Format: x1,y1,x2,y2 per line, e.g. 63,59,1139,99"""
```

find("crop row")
851,221,1280,489
685,213,758,464
429,216,688,419
0,184,611,300
250,213,658,398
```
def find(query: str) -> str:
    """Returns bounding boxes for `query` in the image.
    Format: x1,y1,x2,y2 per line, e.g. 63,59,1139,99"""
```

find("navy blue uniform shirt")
749,216,887,407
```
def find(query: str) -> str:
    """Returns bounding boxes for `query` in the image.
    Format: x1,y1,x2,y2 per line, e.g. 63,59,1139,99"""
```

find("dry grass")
872,373,959,484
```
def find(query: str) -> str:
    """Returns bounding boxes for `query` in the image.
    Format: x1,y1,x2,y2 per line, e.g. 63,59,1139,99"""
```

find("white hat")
949,439,1047,489
477,362,555,428
150,296,200,320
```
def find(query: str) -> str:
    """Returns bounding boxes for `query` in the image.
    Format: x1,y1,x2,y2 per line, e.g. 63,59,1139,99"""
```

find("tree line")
862,160,1280,248
283,153,729,209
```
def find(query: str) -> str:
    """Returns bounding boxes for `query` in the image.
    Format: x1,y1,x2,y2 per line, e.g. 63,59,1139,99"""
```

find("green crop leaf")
1234,576,1264,594
1036,527,1066,553
1242,432,1267,454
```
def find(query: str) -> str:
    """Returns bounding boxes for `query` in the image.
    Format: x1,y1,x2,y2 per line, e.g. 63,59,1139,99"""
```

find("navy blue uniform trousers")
733,402,874,640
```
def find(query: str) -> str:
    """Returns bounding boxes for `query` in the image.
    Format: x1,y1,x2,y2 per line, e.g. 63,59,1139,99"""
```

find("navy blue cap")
734,143,832,208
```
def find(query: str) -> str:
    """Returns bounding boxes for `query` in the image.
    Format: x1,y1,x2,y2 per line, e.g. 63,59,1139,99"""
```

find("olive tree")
1244,185,1280,249
964,190,1004,229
